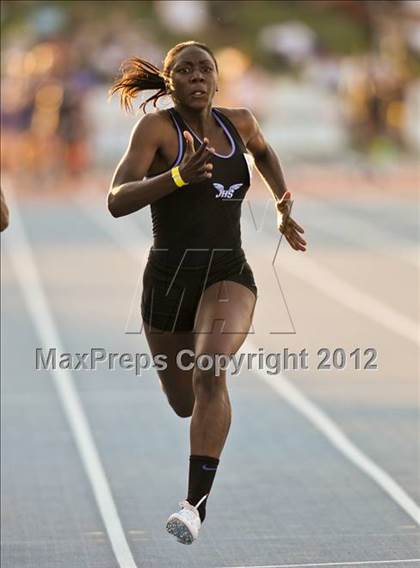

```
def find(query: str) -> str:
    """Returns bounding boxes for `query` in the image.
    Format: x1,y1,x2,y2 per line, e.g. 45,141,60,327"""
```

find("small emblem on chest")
213,183,243,199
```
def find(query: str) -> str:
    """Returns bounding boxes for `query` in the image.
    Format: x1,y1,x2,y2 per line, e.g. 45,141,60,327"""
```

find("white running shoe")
166,495,207,545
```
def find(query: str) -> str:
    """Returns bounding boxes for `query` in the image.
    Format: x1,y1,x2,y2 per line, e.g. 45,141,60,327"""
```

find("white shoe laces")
179,493,208,516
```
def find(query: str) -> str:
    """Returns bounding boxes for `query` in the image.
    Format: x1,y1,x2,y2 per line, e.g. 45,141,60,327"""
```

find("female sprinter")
108,41,306,545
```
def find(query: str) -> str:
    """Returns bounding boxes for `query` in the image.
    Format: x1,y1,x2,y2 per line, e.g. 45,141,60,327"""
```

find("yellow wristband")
171,166,189,188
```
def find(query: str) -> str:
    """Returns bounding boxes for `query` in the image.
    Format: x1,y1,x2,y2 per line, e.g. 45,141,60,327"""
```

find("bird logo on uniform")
212,183,243,199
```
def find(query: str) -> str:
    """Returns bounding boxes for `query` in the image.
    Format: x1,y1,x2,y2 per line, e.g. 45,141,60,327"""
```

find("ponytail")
109,57,167,113
110,41,218,114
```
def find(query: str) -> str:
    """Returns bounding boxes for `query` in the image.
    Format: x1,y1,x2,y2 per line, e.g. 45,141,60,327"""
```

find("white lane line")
218,559,420,568
5,191,138,568
282,252,419,347
77,199,420,527
304,203,419,268
249,358,420,525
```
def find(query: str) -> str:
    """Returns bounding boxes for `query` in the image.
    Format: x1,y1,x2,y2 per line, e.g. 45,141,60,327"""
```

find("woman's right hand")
178,131,214,184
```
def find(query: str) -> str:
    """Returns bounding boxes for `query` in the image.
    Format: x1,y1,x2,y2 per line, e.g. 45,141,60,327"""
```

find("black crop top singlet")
149,107,254,268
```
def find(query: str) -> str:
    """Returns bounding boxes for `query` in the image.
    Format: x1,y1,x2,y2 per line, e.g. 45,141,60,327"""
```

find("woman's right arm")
0,188,9,232
108,113,214,218
107,113,177,218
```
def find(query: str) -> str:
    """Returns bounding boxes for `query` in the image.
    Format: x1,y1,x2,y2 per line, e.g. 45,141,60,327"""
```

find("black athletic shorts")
141,247,258,332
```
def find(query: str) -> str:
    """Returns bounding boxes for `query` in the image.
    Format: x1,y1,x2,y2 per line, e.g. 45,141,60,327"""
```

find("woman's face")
166,46,218,109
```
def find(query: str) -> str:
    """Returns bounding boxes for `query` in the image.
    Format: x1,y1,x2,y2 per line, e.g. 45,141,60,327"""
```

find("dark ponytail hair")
109,41,218,114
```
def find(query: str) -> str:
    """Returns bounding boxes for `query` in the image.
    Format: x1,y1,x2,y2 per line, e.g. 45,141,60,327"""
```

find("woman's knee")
163,385,194,418
171,402,194,418
192,357,228,399
156,363,195,418
163,390,194,417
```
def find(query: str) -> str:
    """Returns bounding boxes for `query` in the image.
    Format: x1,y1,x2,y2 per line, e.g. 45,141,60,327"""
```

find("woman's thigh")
142,281,256,405
143,323,195,415
193,280,257,356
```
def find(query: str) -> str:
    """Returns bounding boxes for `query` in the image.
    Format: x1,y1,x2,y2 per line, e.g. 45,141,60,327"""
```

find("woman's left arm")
239,109,307,252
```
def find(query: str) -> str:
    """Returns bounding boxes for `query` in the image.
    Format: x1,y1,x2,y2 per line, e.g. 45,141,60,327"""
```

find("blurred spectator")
259,21,317,67
154,0,208,33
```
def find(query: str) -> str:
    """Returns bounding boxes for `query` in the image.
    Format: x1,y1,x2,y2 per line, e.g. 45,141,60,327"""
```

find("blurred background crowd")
1,0,419,195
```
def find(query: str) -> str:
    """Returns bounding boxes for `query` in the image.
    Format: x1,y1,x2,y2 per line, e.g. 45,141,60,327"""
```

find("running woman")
108,41,306,545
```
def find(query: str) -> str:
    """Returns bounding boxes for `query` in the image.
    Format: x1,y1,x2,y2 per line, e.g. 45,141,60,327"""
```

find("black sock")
187,454,220,523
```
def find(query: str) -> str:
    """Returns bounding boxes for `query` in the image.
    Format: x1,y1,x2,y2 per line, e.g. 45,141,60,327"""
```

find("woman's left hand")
276,191,307,252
